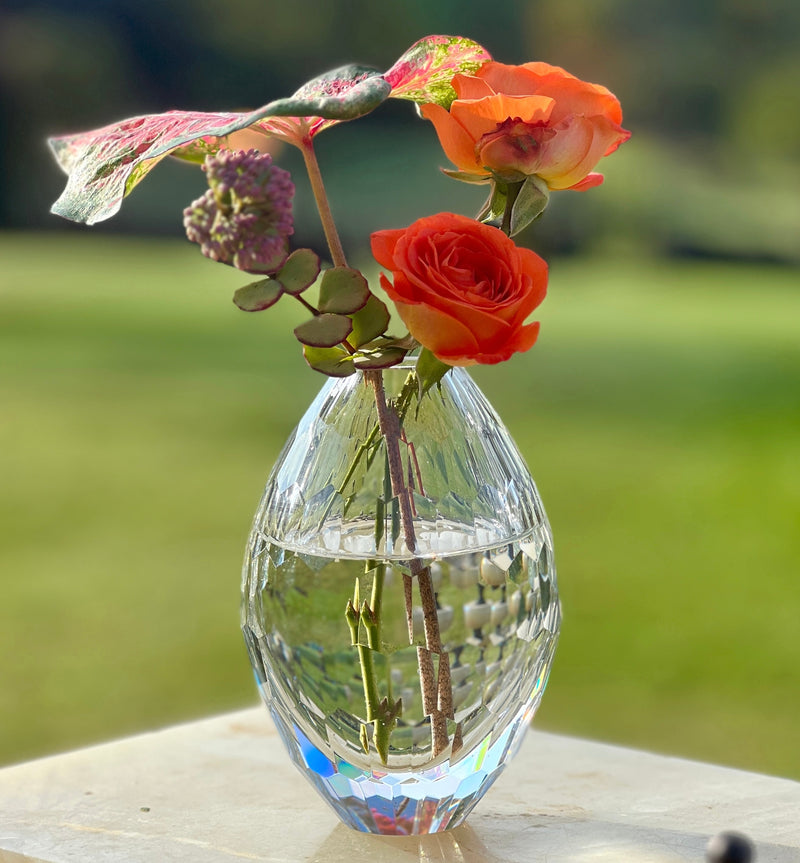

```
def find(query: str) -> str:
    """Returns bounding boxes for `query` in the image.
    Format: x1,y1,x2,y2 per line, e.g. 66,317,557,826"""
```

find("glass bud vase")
241,363,561,835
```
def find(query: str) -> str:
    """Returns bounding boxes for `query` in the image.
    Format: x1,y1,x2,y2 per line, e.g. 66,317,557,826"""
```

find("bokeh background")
2,0,799,778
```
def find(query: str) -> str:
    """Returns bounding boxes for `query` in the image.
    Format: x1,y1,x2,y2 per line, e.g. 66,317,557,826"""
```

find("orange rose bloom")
371,213,547,366
421,61,630,191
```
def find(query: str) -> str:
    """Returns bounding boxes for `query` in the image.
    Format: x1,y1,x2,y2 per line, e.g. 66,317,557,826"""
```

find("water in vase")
241,521,560,835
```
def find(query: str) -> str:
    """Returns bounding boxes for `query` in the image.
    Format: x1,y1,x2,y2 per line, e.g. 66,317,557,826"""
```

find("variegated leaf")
49,110,250,224
49,68,390,225
384,35,491,108
260,65,390,139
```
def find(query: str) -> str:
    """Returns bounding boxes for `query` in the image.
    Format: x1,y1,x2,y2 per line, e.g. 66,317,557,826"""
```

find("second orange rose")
422,61,630,191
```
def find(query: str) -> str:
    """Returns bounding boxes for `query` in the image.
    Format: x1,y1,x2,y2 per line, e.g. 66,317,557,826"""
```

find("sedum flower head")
183,149,294,273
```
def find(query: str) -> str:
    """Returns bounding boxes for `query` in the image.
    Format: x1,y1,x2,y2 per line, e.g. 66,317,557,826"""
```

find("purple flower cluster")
183,149,294,273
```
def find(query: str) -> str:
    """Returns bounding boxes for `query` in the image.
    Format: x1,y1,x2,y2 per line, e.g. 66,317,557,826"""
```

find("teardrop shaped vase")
241,363,561,835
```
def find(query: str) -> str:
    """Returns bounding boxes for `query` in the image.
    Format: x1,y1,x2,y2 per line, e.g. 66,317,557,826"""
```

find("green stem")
301,139,347,269
369,562,385,649
294,293,319,316
358,641,380,720
348,565,399,764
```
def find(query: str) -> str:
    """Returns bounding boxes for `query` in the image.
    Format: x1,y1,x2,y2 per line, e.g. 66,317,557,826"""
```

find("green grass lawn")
2,231,799,779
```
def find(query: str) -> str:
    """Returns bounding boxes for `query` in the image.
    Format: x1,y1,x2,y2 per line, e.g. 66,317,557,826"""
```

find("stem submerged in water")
366,370,452,757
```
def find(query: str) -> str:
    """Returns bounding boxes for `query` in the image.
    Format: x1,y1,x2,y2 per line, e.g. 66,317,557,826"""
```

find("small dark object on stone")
706,831,755,863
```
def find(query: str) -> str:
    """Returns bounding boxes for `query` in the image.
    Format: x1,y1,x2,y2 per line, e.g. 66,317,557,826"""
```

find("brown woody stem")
366,370,451,757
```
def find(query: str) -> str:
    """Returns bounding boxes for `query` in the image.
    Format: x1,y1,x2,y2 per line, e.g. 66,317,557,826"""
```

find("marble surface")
0,707,798,862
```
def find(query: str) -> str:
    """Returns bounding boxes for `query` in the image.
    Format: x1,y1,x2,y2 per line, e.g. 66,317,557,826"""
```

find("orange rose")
371,213,547,366
421,61,630,191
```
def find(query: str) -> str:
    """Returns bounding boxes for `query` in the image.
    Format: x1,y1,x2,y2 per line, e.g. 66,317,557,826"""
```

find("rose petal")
456,93,555,128
470,321,541,365
452,74,496,101
566,172,605,192
370,228,406,270
420,103,486,175
391,296,482,362
538,114,624,190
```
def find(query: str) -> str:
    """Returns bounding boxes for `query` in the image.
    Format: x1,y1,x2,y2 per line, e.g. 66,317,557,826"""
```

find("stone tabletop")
0,707,798,862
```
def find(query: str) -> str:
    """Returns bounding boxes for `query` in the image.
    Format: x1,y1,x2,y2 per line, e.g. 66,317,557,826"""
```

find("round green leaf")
353,347,409,370
233,278,283,312
277,249,321,295
347,294,391,348
318,267,370,314
294,314,353,348
302,345,356,377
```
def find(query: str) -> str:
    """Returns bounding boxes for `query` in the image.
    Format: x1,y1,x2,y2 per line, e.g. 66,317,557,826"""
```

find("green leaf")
347,295,391,348
294,314,353,348
318,267,370,314
380,333,418,351
232,278,283,312
510,175,550,237
443,168,491,185
415,348,452,398
276,249,321,295
353,347,409,370
302,345,356,377
478,181,507,223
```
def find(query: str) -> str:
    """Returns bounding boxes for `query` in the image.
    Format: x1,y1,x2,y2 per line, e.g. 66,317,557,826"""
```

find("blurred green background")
1,0,799,779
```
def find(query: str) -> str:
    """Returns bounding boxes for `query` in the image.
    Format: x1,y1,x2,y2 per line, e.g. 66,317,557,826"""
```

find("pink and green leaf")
49,110,249,224
384,36,491,108
49,67,390,224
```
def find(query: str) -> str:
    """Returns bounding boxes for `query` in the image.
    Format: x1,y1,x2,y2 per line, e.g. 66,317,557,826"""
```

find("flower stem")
301,139,347,269
366,370,452,758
